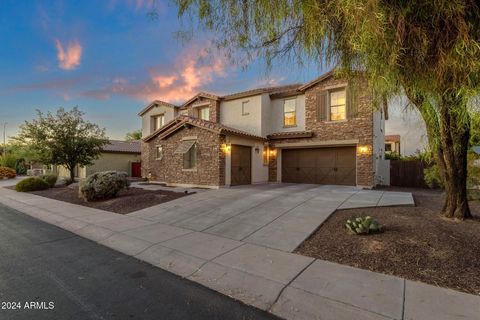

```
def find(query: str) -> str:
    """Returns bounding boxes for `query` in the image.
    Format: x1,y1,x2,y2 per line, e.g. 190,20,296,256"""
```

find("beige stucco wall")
141,104,176,137
224,135,268,186
220,94,264,137
55,152,140,179
86,152,141,177
268,95,306,134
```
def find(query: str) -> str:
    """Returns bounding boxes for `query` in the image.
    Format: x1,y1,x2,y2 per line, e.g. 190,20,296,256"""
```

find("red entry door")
131,162,141,178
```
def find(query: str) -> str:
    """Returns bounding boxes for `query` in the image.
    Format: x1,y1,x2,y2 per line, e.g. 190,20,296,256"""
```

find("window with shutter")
346,85,358,119
317,92,327,121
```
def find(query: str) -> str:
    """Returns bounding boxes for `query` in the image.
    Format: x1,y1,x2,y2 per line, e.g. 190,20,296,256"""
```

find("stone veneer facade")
141,125,225,187
179,96,221,123
268,76,374,187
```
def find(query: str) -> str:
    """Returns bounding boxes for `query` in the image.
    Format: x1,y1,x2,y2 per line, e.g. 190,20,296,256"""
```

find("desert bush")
346,216,381,235
424,164,444,188
40,174,58,188
15,158,27,175
0,166,16,179
15,177,49,192
79,171,130,201
0,154,16,169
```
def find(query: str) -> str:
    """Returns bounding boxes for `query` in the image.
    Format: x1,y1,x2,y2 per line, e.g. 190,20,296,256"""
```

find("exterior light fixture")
221,143,231,154
357,145,371,155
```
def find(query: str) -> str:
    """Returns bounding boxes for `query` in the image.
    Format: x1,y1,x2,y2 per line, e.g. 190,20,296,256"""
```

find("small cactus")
345,216,381,234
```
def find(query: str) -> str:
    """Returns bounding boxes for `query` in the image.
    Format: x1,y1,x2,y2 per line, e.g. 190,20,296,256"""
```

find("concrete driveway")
130,183,414,252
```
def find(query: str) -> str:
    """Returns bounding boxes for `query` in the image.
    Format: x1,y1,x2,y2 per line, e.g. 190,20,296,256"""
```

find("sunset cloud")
55,39,82,70
84,46,229,103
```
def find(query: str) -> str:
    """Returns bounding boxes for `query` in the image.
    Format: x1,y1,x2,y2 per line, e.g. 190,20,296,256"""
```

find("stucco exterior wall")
224,135,268,186
141,104,176,137
268,95,306,134
220,94,263,137
142,125,224,188
373,109,388,185
86,152,141,177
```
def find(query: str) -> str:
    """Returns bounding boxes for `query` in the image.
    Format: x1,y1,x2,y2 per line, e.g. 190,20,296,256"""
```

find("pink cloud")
55,39,82,70
84,46,229,103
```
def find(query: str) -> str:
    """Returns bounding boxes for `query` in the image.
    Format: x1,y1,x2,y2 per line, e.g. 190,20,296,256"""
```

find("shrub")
15,158,27,175
15,177,50,192
40,174,58,188
346,216,381,235
424,164,444,188
79,171,130,201
0,154,17,169
0,166,16,179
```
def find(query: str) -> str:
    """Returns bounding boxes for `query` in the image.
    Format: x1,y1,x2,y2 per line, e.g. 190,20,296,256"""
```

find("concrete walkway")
0,180,478,320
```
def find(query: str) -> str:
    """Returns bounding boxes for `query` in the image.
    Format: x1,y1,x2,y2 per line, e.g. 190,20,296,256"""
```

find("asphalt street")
0,203,280,320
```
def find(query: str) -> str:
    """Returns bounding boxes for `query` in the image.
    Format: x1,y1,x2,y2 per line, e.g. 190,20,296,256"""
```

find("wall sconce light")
357,145,371,155
255,146,260,154
269,148,277,157
221,143,231,154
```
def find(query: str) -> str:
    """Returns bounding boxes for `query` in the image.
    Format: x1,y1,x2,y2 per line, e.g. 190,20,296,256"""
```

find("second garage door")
282,147,356,185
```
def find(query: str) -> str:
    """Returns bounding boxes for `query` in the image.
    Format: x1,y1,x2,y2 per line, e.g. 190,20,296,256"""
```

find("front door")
231,145,252,186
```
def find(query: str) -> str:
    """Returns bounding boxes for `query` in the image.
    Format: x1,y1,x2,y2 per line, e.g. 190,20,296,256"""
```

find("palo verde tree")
15,107,108,181
175,0,480,219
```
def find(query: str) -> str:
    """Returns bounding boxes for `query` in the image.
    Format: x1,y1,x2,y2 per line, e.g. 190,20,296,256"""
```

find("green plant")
79,171,130,201
15,177,49,192
0,154,17,169
15,158,27,175
346,216,381,235
0,166,16,179
424,164,444,188
40,174,58,188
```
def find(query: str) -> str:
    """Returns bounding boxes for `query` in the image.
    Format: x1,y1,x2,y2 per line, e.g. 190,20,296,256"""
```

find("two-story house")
139,70,387,189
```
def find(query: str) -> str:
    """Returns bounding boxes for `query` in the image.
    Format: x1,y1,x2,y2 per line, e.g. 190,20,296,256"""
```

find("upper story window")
198,106,210,121
329,89,346,121
283,98,296,127
242,101,250,116
152,114,165,131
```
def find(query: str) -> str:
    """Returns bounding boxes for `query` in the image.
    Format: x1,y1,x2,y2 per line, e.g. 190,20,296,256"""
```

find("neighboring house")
140,70,388,189
385,134,401,155
55,140,141,179
385,100,428,156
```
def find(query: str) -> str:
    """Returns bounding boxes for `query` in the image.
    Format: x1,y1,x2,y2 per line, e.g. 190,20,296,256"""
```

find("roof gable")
298,69,336,91
180,92,220,108
138,100,178,116
142,115,266,142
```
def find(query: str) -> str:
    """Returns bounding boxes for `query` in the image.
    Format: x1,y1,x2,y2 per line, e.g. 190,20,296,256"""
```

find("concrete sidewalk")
0,182,478,320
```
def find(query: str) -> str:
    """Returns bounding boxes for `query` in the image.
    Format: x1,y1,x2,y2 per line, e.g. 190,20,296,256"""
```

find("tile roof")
385,134,401,142
103,140,141,153
267,131,314,139
143,115,267,142
138,100,178,116
222,84,302,101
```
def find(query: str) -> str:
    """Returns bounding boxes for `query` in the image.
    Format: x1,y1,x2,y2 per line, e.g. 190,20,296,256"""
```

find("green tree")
175,0,480,219
14,107,108,181
125,129,142,141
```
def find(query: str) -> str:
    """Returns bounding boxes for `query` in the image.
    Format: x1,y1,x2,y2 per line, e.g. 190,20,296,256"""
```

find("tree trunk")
69,167,75,183
436,97,472,219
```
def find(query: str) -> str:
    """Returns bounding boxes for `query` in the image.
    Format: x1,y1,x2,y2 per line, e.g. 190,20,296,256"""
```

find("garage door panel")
231,145,252,186
336,167,356,185
282,147,356,186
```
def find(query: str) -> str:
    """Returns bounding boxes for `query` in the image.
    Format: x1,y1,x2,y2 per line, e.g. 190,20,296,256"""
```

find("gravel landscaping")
295,188,480,295
27,186,189,214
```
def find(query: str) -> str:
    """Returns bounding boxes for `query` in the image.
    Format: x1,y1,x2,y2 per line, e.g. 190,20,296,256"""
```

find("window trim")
152,114,165,131
183,142,198,170
328,88,347,122
197,106,210,121
242,100,250,116
155,145,163,160
283,98,297,127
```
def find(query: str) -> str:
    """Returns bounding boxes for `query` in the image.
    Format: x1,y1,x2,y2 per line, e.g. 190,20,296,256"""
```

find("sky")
0,0,327,140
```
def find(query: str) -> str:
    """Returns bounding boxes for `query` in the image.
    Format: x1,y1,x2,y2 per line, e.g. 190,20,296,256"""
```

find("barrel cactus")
345,216,381,234
79,171,130,201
